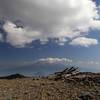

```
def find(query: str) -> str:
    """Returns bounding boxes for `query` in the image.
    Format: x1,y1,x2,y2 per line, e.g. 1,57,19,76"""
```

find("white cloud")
90,20,100,29
0,33,3,42
35,57,72,64
76,60,100,68
40,38,49,45
3,21,41,47
55,37,68,46
70,37,98,47
0,0,100,47
87,61,100,65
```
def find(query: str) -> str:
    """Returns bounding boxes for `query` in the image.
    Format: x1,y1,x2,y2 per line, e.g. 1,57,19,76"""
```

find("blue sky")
0,0,100,76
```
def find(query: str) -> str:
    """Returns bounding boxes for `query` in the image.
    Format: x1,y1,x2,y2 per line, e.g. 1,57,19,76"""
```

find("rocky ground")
0,69,100,100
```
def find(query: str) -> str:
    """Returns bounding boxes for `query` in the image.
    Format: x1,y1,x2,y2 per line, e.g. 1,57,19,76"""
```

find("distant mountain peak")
0,73,27,79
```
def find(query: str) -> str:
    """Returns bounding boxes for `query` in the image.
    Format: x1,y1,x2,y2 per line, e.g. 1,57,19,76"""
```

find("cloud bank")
0,57,100,69
0,0,100,47
70,37,98,47
35,57,72,64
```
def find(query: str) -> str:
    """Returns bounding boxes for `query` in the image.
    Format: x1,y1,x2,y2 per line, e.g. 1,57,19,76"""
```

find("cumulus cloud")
70,37,98,47
0,0,100,47
35,57,72,64
3,21,41,47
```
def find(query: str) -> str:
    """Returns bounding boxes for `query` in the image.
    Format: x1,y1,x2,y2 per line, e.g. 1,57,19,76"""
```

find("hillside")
0,74,27,79
0,67,100,100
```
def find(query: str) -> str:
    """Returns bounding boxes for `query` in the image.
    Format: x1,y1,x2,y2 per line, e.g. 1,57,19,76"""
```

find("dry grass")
0,74,99,100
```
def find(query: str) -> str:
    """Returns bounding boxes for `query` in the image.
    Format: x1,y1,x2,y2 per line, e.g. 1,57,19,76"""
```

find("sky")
0,0,100,76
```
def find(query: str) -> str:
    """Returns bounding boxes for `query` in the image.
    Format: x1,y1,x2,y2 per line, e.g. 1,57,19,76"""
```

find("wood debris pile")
54,67,80,80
